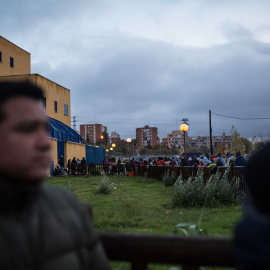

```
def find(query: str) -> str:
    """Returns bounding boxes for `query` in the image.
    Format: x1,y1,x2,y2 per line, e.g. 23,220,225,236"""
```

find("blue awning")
48,117,82,143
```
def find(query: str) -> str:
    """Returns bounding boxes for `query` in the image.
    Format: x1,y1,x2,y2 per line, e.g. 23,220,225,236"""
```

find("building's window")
0,51,2,63
54,101,57,112
64,104,68,115
10,57,14,68
42,97,46,109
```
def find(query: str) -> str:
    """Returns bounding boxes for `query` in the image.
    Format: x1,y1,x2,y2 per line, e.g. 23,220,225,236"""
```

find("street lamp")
127,138,131,161
101,135,105,149
112,143,116,148
180,123,189,162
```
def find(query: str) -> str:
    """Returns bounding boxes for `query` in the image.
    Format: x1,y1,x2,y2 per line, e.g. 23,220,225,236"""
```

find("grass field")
46,175,242,236
47,175,243,269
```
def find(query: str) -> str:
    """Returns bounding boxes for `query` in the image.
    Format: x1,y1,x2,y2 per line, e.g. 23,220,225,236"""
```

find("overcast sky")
1,0,270,140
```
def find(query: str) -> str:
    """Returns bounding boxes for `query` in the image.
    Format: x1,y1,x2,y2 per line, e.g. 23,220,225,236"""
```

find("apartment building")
167,130,184,148
80,123,107,144
109,132,121,144
136,125,159,149
161,138,168,147
188,133,232,148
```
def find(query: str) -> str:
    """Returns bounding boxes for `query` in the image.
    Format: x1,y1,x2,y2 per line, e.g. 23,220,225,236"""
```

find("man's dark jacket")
0,178,111,270
234,199,270,269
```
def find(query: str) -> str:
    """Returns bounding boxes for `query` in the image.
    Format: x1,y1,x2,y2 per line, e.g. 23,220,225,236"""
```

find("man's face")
0,97,51,182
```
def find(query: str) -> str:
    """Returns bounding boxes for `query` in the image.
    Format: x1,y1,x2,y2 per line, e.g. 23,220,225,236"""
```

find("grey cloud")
41,35,270,138
2,0,270,139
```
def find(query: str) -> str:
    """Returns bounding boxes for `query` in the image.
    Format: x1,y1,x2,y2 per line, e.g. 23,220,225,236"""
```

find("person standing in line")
217,153,226,166
235,152,247,166
203,153,212,166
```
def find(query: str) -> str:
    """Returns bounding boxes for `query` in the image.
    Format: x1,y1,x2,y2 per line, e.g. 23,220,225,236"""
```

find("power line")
212,112,270,120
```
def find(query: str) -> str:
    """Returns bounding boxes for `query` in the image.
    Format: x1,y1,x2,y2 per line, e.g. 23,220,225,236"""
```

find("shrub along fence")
135,165,248,196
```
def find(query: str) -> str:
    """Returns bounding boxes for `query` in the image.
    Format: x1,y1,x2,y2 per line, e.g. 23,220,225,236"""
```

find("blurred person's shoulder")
39,183,90,216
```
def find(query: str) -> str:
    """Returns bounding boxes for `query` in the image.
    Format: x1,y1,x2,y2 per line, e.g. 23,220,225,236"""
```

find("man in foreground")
234,142,270,269
0,81,111,269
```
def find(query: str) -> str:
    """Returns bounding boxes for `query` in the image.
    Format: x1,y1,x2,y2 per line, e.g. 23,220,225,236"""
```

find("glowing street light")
100,135,104,148
180,123,189,162
127,138,131,161
112,143,116,148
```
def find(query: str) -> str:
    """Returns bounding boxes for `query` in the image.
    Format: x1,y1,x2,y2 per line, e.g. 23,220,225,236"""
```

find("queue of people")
128,151,247,168
54,156,88,176
53,151,247,176
102,157,126,175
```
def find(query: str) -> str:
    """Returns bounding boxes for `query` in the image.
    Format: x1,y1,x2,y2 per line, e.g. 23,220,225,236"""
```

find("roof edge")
0,36,31,55
0,74,70,91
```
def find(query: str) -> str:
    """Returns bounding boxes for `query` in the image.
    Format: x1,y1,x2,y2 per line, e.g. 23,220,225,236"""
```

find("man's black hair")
246,142,270,216
0,81,44,122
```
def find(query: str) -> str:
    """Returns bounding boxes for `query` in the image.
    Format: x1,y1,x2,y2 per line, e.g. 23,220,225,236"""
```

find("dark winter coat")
234,199,270,270
0,178,111,270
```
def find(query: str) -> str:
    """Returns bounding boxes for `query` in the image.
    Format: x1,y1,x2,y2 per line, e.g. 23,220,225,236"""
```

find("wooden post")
132,262,148,270
209,110,213,156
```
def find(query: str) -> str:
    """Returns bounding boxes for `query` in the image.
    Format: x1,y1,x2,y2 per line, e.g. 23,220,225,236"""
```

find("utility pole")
71,116,77,131
209,110,213,155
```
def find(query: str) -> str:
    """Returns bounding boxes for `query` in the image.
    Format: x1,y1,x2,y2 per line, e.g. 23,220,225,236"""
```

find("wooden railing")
99,233,236,270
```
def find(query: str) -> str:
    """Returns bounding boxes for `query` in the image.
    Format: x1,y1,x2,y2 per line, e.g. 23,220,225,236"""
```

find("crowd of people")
53,156,88,176
53,151,247,176
129,151,247,168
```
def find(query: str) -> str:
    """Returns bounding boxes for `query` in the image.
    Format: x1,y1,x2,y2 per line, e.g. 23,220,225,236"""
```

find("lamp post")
127,138,131,161
101,135,104,149
111,144,116,158
110,147,113,157
180,123,189,162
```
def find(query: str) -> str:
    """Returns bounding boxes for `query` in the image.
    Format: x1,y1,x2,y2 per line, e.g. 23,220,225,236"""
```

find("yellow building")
0,74,71,127
0,36,71,127
0,36,31,76
0,36,105,173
